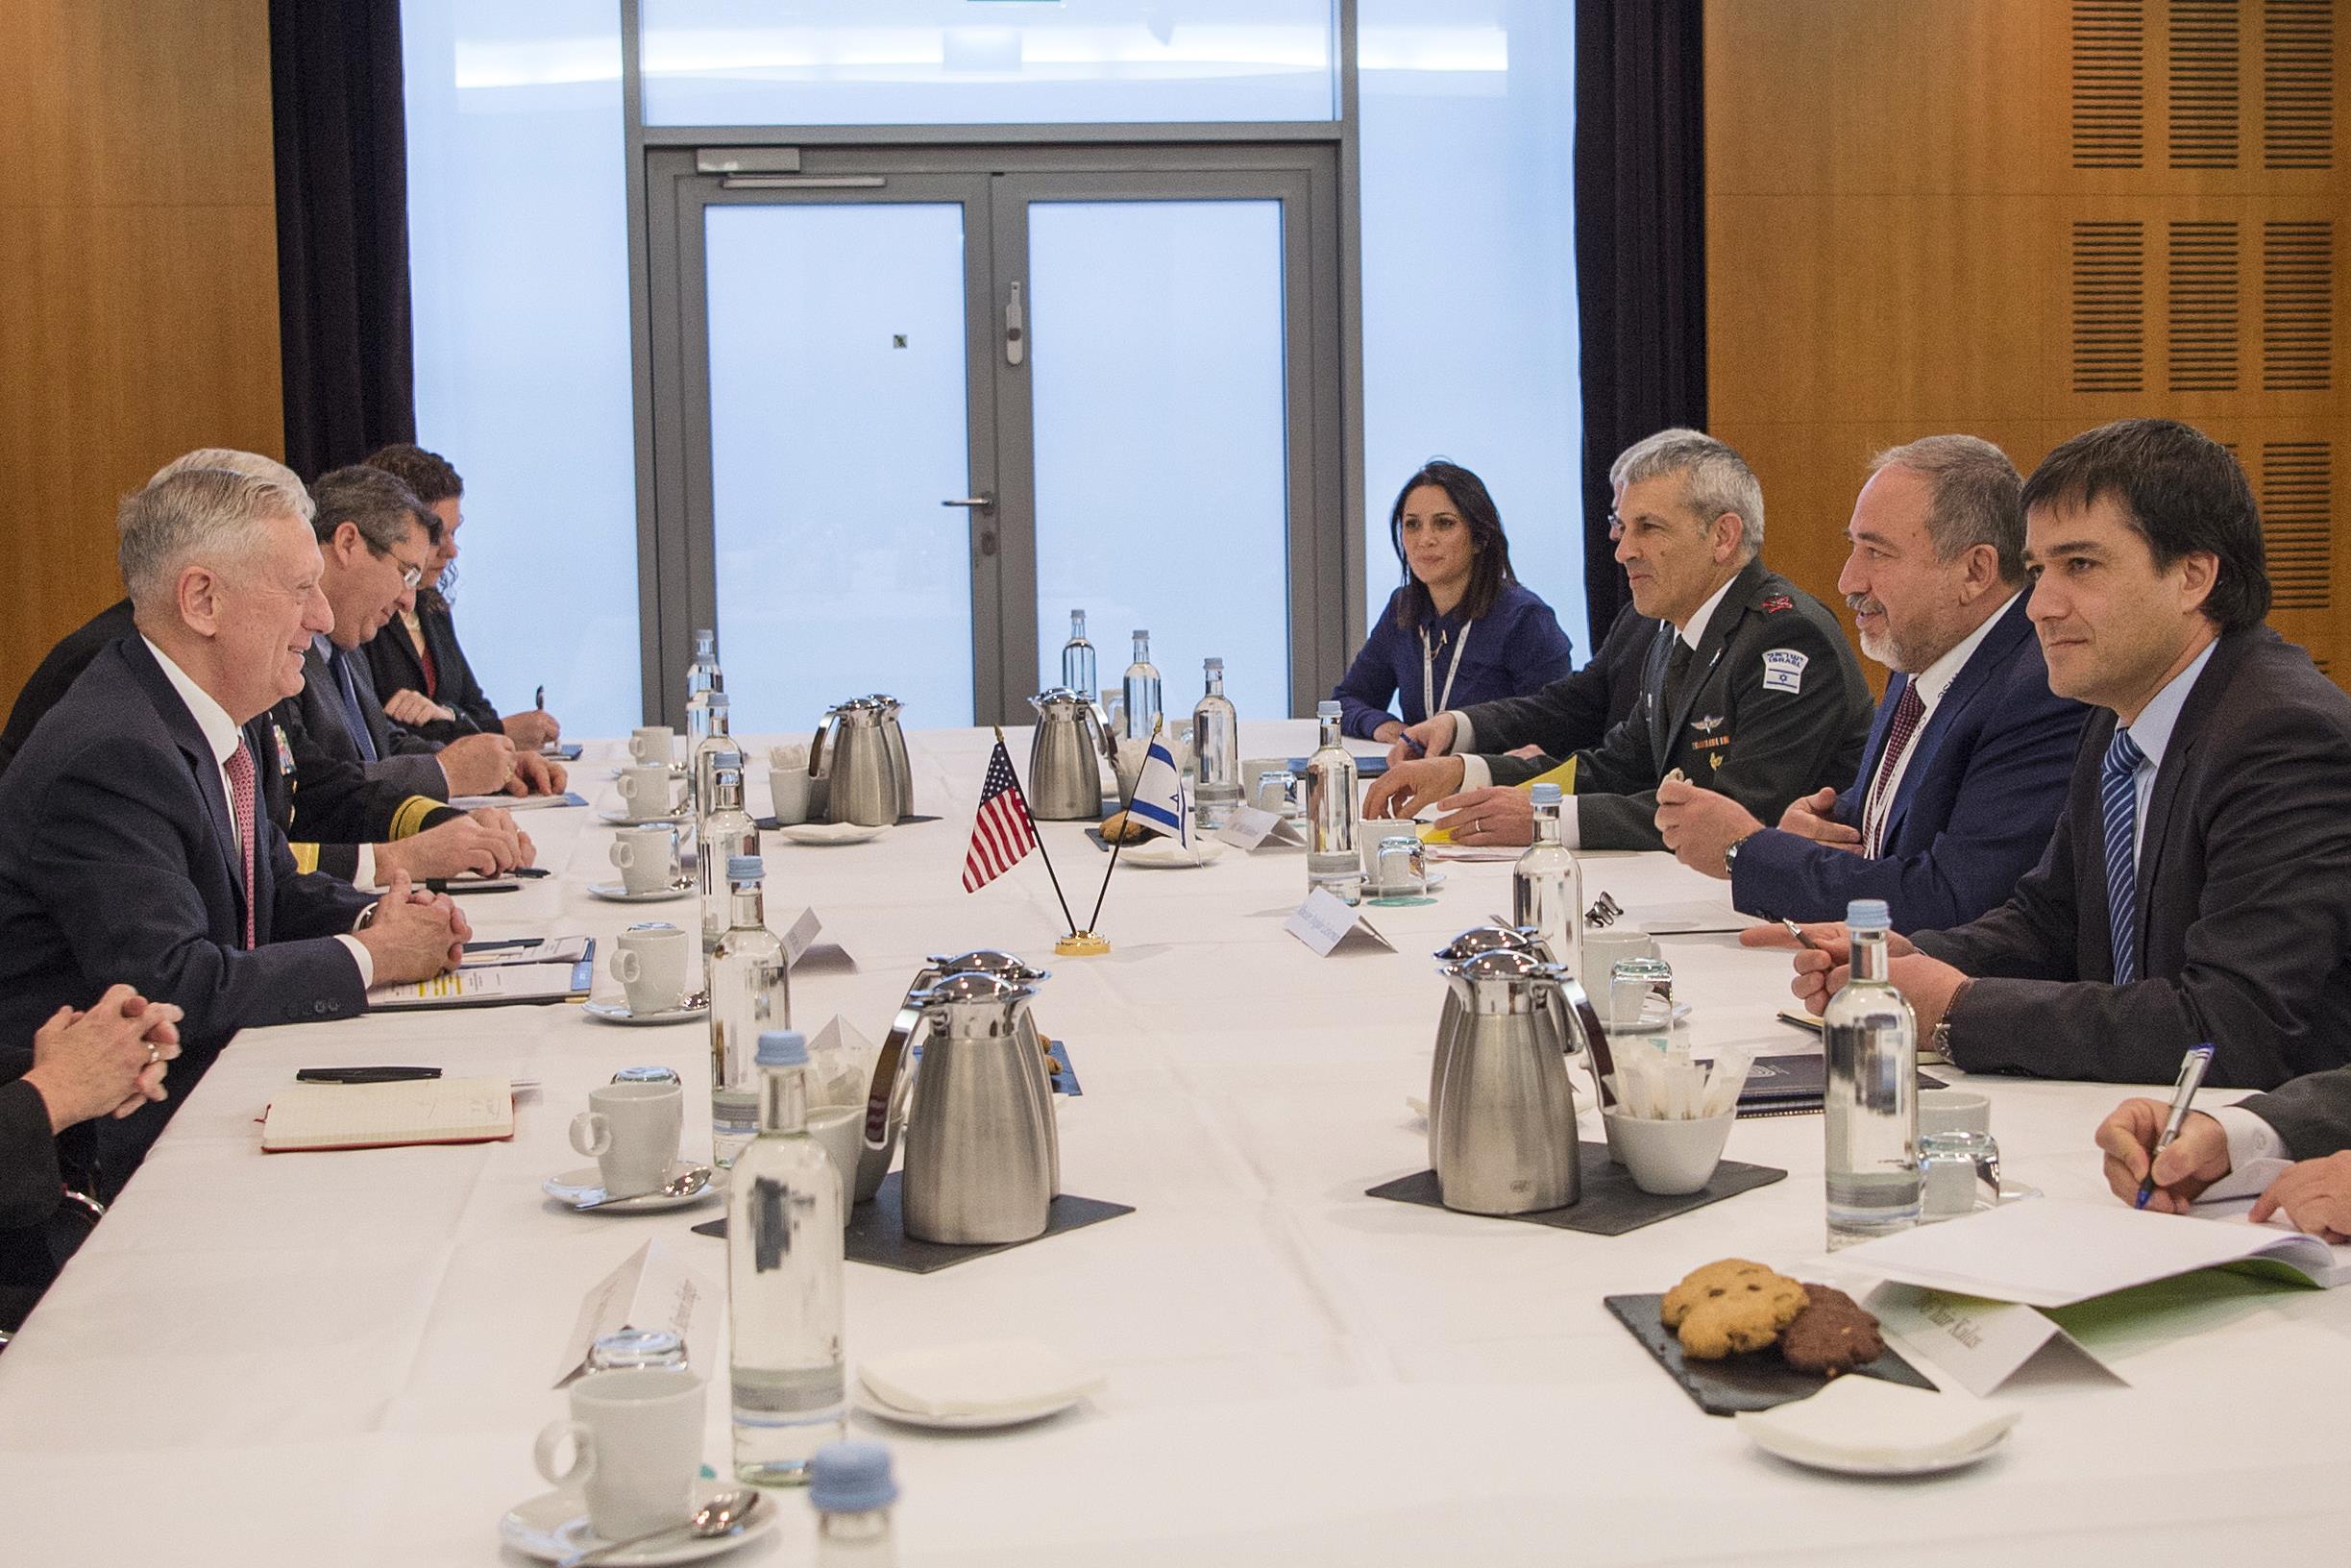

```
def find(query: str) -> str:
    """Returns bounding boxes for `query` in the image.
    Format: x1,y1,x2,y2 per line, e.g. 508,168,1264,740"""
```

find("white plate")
775,821,887,845
543,1161,721,1213
1734,1376,2020,1478
600,806,691,826
500,1480,775,1565
853,1377,1092,1432
584,996,709,1027
588,880,694,904
1123,838,1225,870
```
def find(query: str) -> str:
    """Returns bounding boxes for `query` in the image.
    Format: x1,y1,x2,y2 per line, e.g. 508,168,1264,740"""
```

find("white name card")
1865,1282,2126,1398
553,1238,719,1388
1284,888,1395,957
782,907,857,972
1216,806,1303,851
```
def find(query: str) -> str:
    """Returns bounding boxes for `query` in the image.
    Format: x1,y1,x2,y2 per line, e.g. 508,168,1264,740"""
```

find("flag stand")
1060,718,1170,958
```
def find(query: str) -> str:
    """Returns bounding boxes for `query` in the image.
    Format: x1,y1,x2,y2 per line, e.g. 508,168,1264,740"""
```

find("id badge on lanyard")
1422,623,1471,719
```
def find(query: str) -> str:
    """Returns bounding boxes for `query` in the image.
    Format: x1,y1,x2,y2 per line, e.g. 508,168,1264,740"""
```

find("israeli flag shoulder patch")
1761,649,1809,695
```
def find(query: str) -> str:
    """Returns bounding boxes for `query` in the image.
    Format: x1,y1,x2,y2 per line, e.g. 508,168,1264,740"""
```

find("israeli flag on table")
1127,737,1190,846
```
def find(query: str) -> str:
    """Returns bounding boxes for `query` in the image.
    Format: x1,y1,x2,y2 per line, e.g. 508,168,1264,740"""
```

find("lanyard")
1421,622,1472,719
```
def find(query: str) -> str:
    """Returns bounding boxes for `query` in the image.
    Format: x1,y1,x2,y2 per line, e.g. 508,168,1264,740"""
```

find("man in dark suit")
1760,418,2351,1090
296,465,564,801
0,466,470,1192
1653,436,2090,929
1367,429,1873,849
2095,1065,2351,1241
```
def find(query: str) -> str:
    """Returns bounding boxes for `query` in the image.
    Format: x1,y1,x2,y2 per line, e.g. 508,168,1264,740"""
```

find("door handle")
941,496,995,510
1004,281,1024,366
943,495,998,558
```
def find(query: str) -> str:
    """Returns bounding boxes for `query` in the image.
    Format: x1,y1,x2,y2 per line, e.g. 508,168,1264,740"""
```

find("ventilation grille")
2074,0,2147,168
2073,221,2147,391
2262,222,2334,391
2262,441,2333,610
2264,0,2335,169
2168,0,2241,168
2167,221,2241,390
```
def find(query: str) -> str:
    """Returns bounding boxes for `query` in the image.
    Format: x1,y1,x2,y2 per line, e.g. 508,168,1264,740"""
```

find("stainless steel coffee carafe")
1427,924,1564,1170
895,971,1058,1244
866,694,914,817
809,697,901,827
1433,948,1588,1215
1026,687,1113,820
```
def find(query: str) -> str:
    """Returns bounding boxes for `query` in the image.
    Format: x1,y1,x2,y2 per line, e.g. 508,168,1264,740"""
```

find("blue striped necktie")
331,646,380,764
2100,725,2146,985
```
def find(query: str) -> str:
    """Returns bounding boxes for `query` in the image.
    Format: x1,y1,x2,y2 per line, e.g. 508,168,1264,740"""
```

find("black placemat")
692,1173,1132,1274
1046,1039,1081,1095
1604,1292,1937,1416
756,813,943,831
1364,1142,1784,1237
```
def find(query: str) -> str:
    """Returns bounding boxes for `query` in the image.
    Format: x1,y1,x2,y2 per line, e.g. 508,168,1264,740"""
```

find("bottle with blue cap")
709,853,788,1168
1305,698,1361,903
1822,897,1920,1247
698,751,759,955
1510,782,1582,982
809,1440,898,1564
727,1028,845,1485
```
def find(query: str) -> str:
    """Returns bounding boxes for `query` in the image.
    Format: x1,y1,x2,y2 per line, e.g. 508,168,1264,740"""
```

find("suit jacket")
297,637,451,800
1453,598,1657,761
1915,626,2351,1089
364,597,501,740
2241,1066,2351,1162
0,597,135,777
0,636,374,1191
1729,592,2091,930
1467,559,1873,850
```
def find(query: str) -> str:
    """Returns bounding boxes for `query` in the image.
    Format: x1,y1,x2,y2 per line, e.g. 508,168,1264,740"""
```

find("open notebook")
261,1076,515,1153
1836,1196,2349,1309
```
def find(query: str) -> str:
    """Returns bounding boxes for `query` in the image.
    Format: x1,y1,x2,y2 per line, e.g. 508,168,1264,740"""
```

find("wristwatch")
1723,832,1759,877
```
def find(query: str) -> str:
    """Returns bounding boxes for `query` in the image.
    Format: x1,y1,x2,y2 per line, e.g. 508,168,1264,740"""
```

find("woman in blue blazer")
1334,460,1576,745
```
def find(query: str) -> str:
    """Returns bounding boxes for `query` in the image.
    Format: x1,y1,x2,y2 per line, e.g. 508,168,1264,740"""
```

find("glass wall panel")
402,1,642,736
642,0,1336,126
1027,200,1291,724
704,204,978,733
1358,4,1587,658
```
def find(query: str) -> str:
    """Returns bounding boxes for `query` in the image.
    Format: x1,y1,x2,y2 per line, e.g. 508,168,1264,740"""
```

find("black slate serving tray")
1604,1291,1937,1416
1365,1143,1785,1237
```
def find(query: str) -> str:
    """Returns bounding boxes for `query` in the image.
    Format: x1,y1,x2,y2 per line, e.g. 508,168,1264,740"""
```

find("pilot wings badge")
1689,714,1726,735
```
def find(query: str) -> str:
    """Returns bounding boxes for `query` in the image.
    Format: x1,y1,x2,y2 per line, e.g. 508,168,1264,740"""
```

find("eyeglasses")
371,544,428,589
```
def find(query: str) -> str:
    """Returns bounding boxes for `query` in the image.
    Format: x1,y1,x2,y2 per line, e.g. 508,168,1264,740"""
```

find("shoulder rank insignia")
1760,593,1794,614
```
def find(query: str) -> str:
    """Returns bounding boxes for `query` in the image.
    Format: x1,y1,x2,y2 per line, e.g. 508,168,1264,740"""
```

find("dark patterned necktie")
226,738,257,949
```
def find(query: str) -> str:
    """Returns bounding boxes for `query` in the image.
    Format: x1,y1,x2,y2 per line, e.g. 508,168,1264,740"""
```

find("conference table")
2,722,2347,1566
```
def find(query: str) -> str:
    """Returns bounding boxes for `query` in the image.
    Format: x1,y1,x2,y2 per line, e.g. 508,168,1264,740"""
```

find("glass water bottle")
709,854,788,1169
698,753,758,955
1511,782,1582,984
1305,699,1361,903
1121,629,1163,744
1824,898,1921,1247
1060,610,1097,704
1191,657,1240,828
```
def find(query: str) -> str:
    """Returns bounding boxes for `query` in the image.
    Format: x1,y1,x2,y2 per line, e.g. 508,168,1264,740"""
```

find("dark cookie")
1779,1285,1885,1374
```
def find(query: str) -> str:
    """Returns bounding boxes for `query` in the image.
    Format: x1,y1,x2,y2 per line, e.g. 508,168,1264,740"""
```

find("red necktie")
1862,681,1926,859
227,738,257,949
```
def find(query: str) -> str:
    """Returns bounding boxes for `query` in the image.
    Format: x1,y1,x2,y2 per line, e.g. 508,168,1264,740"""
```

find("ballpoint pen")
2137,1042,2216,1209
1757,908,1824,950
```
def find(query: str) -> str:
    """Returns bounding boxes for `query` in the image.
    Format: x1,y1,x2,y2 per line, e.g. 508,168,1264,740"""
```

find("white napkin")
857,1338,1103,1417
1734,1374,2019,1471
768,742,810,771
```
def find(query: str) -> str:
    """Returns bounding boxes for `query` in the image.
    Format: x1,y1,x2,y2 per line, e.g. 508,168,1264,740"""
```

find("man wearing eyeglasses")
298,467,562,799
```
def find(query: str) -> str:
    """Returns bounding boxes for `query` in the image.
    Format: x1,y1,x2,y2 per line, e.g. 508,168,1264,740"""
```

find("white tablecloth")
3,723,2347,1565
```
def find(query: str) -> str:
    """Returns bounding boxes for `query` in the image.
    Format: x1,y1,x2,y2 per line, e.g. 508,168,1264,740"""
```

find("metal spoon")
573,1164,712,1212
558,1488,761,1568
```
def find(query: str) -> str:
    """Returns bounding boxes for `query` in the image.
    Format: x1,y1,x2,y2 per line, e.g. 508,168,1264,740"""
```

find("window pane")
1358,5,1587,651
705,204,977,732
1029,200,1289,723
642,0,1336,126
402,1,642,736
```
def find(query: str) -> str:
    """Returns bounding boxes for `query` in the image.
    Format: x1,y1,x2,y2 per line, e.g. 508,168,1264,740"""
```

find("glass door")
645,146,1342,731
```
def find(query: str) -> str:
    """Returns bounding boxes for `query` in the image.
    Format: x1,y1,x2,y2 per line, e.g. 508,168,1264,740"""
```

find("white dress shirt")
2110,637,2218,863
1448,572,1743,847
143,638,374,986
1859,591,2020,856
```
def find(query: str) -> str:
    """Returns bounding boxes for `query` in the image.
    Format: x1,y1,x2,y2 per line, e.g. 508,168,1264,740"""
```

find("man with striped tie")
1755,418,2351,1090
0,467,470,1196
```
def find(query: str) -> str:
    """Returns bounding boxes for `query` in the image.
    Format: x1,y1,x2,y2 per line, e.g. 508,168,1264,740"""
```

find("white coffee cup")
616,764,675,821
609,824,682,894
769,767,813,827
1919,1089,1993,1138
628,725,675,766
532,1367,704,1541
610,922,689,1015
806,1103,863,1226
1581,927,1658,1002
569,1080,684,1198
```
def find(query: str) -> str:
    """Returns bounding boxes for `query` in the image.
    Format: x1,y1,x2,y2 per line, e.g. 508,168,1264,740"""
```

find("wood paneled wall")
1706,0,2347,687
0,1,282,707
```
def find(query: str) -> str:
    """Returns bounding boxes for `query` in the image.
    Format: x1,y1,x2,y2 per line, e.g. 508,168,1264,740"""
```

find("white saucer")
584,995,709,1026
1124,837,1225,870
500,1479,775,1565
1734,1376,2020,1478
588,880,693,904
1362,870,1448,897
853,1376,1092,1432
775,821,887,845
543,1160,720,1213
600,806,691,825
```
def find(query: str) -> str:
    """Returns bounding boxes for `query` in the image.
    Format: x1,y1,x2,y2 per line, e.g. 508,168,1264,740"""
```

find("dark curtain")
270,0,416,478
1573,0,1707,646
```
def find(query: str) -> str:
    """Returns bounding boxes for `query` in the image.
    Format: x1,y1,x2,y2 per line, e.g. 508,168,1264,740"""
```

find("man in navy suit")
0,465,471,1194
1653,436,2089,930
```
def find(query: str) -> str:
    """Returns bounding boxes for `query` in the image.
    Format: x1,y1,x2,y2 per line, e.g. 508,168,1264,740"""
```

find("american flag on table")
963,738,1039,893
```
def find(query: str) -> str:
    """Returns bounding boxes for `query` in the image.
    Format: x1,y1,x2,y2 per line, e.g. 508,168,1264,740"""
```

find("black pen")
296,1066,443,1084
428,878,519,894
